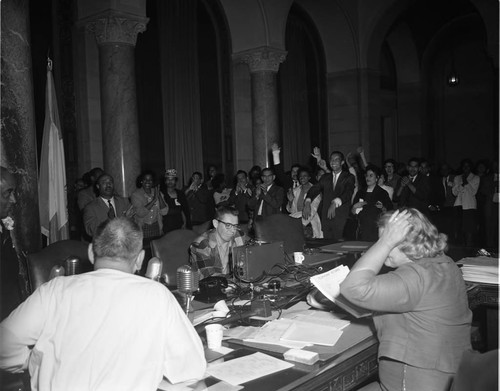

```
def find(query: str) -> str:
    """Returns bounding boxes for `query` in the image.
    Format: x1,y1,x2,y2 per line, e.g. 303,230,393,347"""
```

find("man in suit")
396,157,431,214
303,151,355,240
83,173,134,237
248,167,284,218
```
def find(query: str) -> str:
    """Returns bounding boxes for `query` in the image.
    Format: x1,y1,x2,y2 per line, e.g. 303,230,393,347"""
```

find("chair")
449,349,498,391
26,240,92,294
253,214,305,254
192,220,212,236
150,229,198,288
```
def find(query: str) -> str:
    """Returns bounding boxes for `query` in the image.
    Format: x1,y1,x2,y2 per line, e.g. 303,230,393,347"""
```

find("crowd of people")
71,146,498,252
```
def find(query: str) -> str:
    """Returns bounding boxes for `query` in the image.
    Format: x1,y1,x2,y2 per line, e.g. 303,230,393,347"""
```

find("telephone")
196,276,228,303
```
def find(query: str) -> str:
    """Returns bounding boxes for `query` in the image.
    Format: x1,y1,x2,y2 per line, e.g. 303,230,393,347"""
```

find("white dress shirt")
0,269,206,391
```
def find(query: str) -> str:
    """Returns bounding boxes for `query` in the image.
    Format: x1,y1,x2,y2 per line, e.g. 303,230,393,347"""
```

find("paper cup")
205,324,224,349
293,252,305,264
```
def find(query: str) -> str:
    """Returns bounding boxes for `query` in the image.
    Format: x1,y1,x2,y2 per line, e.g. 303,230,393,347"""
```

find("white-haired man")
0,217,206,390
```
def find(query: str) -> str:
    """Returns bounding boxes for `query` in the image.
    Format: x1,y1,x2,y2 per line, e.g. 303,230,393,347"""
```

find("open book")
310,265,372,318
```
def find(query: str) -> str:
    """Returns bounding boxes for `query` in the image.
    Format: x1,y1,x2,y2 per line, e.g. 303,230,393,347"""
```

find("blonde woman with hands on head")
338,208,472,391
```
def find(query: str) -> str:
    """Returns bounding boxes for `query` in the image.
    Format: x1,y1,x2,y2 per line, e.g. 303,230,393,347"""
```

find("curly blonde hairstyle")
377,207,448,260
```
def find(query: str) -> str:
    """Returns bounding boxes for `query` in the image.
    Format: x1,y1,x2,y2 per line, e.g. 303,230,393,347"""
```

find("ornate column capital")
83,10,149,46
234,46,287,73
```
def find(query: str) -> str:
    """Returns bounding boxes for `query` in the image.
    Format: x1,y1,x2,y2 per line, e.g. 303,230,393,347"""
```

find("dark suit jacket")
248,183,284,217
307,170,355,225
83,196,131,237
398,174,431,213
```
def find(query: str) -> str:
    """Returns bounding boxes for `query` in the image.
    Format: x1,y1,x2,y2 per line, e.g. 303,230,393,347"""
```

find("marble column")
237,47,287,168
85,11,148,197
1,0,41,258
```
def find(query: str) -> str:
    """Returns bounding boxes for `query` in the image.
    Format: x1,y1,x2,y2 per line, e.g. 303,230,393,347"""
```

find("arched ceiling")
220,0,293,53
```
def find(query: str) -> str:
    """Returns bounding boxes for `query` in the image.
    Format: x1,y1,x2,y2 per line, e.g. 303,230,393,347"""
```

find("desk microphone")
65,256,80,276
177,265,199,294
177,265,199,317
145,257,162,281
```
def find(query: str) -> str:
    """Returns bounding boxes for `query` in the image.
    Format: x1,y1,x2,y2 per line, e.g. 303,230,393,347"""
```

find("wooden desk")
466,282,499,351
159,319,378,391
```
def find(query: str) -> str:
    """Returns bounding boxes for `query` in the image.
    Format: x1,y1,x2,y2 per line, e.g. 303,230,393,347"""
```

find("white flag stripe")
39,60,69,243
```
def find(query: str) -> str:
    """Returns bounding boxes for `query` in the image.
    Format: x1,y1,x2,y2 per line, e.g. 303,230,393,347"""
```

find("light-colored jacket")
452,173,479,210
287,184,323,239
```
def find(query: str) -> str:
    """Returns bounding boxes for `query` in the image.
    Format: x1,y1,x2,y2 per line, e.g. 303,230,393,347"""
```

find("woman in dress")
161,169,191,233
351,164,393,241
131,170,168,239
339,208,472,391
382,158,401,201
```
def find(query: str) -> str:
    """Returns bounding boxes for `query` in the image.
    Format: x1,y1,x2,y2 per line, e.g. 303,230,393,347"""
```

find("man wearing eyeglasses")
189,205,247,279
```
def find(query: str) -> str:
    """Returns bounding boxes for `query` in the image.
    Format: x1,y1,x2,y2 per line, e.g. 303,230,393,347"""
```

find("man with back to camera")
0,217,206,390
83,172,134,237
190,205,247,279
303,151,355,240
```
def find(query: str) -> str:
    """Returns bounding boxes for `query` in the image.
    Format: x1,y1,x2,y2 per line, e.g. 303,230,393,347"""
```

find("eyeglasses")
216,219,240,230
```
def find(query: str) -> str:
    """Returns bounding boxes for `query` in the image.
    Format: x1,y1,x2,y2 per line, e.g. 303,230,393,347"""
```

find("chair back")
253,214,305,254
192,220,212,236
150,229,198,288
26,240,92,294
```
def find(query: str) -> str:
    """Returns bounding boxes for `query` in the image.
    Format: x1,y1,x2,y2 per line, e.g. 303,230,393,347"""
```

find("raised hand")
124,205,136,218
379,210,411,249
311,147,321,162
271,143,280,153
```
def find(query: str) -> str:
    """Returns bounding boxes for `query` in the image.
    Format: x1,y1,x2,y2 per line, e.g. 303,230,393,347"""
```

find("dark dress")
352,185,393,241
162,189,191,233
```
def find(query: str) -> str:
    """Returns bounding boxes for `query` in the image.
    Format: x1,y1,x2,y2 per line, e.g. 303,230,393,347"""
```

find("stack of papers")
227,302,348,348
457,257,499,285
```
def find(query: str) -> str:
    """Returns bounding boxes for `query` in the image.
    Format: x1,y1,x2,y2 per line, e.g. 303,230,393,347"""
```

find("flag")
39,58,69,243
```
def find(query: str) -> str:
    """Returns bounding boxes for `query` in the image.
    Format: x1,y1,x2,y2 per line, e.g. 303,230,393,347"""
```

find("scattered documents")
206,352,294,386
309,265,350,302
280,322,343,346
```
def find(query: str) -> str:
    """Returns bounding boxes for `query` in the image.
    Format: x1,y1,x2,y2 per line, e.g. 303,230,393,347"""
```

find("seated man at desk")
0,217,206,390
190,205,247,278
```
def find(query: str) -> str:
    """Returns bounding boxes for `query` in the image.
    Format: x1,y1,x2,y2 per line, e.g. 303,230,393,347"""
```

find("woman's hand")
311,147,321,162
379,210,411,249
352,201,366,210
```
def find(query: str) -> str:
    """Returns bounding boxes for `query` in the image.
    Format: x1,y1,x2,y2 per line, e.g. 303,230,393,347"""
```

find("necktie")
332,173,338,190
107,200,116,219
